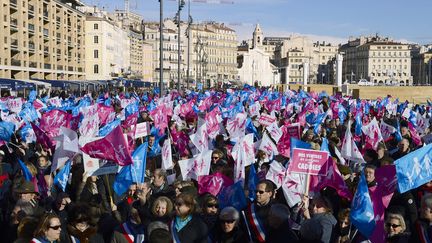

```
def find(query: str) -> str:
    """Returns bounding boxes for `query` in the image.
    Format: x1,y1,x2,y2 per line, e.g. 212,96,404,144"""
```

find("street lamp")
174,0,185,91
159,0,164,95
186,0,192,90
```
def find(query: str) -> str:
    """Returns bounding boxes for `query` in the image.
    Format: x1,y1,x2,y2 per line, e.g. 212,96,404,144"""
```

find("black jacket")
173,215,209,243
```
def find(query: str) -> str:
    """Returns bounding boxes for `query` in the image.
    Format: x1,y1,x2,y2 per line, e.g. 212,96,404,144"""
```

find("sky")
84,0,432,45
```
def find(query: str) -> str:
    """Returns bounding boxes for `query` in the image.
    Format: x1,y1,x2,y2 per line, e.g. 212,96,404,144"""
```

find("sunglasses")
221,220,235,224
211,157,219,160
385,223,401,229
207,204,219,208
255,190,268,195
49,225,62,230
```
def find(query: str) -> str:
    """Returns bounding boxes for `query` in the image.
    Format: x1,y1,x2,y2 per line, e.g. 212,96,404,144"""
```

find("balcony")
11,59,21,66
10,38,18,49
43,11,49,22
44,63,51,69
10,18,18,30
29,42,35,53
57,65,63,71
28,24,35,34
10,0,17,8
29,61,37,68
28,4,35,16
68,66,73,71
43,46,49,55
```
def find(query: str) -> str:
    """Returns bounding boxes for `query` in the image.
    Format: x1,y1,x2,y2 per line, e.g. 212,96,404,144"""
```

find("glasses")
385,223,401,229
49,225,62,230
255,190,268,195
207,204,219,209
221,220,235,224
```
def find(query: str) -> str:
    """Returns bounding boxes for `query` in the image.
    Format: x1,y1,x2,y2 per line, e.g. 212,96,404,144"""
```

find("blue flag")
290,137,312,157
28,90,37,102
394,120,402,142
396,143,432,193
321,138,330,154
246,118,259,140
350,173,376,238
113,165,133,196
125,102,139,118
54,160,71,192
247,165,259,202
18,159,33,181
338,104,347,124
20,124,36,143
130,142,148,184
355,114,363,136
0,121,16,142
218,180,247,211
98,119,121,137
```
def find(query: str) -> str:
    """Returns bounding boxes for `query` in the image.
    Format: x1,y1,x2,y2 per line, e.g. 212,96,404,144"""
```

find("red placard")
288,148,328,176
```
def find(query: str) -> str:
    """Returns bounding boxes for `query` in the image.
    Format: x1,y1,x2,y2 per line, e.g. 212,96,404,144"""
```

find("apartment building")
340,36,412,86
0,0,86,80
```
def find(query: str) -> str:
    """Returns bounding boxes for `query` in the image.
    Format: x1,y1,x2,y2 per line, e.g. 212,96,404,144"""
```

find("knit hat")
219,206,239,221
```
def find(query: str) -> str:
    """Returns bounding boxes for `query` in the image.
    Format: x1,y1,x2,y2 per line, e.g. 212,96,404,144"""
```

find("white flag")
232,134,254,183
341,121,365,164
162,138,173,170
190,124,209,153
282,171,307,207
226,112,247,139
266,122,283,143
266,161,286,189
178,150,212,180
258,133,279,157
380,120,397,141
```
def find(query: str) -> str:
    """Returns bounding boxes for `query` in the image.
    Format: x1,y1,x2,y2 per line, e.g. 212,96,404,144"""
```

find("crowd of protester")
0,86,432,243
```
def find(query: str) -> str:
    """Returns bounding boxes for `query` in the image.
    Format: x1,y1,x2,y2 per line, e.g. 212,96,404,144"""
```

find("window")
94,36,98,43
94,50,98,58
94,23,98,30
93,64,99,74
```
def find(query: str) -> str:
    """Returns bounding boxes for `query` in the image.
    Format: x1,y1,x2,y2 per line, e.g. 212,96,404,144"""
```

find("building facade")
237,47,277,87
0,0,86,80
83,14,130,80
340,36,412,86
411,45,432,85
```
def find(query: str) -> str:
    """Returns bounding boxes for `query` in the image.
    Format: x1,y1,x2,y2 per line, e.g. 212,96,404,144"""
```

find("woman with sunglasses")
31,213,62,243
384,213,410,243
212,206,247,243
170,192,208,243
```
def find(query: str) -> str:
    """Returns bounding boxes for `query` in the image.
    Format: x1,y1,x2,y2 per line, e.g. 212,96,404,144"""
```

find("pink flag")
33,99,46,111
408,122,423,146
361,118,383,150
171,128,190,157
380,120,396,142
198,172,234,196
205,108,221,139
81,125,133,166
150,105,169,135
31,122,55,151
309,158,353,200
179,100,194,117
277,124,295,158
122,113,138,129
97,104,115,126
40,109,71,138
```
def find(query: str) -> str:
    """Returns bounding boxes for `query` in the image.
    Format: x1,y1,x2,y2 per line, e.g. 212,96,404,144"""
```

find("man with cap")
212,206,247,243
14,181,38,206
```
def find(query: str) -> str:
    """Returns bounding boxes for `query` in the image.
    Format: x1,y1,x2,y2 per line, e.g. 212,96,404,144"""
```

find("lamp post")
186,0,192,90
159,0,164,95
175,0,185,91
